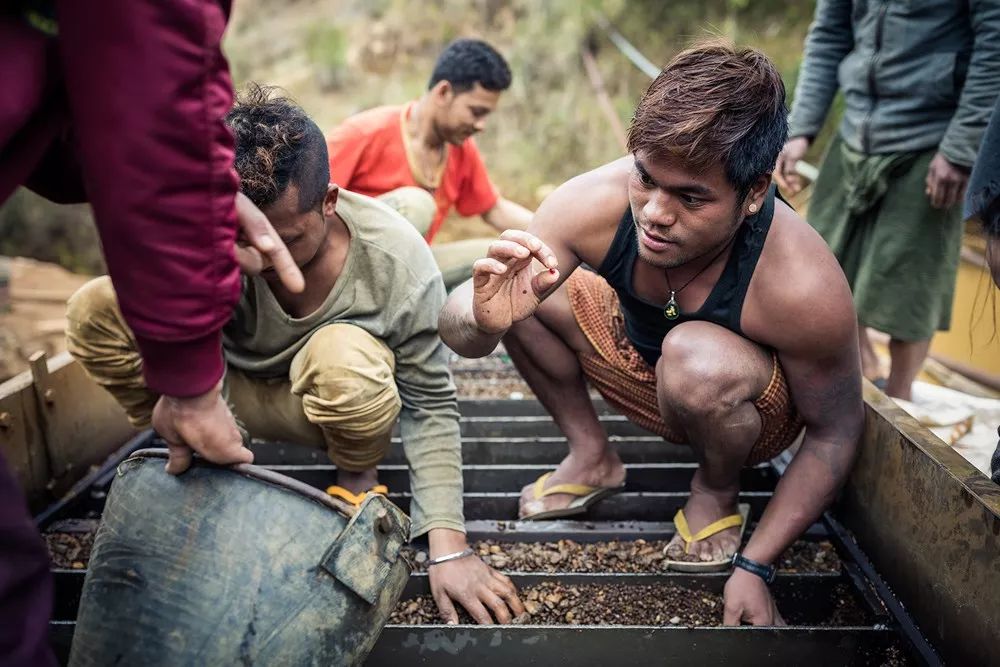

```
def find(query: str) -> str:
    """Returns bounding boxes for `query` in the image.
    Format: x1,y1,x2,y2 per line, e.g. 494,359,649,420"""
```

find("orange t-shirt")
326,103,500,243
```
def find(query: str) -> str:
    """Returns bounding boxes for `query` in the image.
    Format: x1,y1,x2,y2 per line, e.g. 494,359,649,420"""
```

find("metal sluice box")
39,395,952,667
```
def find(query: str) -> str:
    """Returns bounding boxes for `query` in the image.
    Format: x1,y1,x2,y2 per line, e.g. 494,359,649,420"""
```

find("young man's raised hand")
472,230,560,334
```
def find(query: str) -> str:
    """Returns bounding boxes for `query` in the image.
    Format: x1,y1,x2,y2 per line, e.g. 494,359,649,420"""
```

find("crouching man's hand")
722,568,785,626
427,528,524,624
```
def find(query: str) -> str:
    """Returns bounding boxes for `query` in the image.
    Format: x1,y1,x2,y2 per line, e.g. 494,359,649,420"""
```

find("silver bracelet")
425,548,476,567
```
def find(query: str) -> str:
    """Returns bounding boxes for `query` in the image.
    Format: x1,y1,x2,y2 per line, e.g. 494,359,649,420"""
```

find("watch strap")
732,553,776,584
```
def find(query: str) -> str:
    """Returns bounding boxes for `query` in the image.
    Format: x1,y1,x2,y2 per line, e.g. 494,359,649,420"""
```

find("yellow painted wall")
931,252,1000,378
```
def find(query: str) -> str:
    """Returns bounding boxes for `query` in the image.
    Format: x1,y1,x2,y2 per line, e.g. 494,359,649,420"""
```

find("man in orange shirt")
327,38,533,288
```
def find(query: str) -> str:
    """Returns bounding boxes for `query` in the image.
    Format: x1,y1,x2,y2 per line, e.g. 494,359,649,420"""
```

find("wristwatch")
732,552,776,584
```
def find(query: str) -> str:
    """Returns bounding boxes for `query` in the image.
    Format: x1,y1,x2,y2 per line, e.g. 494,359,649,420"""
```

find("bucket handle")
118,449,358,519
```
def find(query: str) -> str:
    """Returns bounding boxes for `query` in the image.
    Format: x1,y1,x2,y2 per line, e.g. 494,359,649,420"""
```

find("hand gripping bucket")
68,449,411,666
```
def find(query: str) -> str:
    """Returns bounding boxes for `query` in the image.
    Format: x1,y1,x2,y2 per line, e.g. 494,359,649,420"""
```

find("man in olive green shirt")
67,86,523,625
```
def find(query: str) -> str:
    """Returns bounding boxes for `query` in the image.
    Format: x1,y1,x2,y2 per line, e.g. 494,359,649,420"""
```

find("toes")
663,536,688,560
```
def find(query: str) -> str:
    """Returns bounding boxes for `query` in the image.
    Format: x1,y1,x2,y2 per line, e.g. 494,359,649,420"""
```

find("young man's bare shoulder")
742,200,856,349
531,157,632,251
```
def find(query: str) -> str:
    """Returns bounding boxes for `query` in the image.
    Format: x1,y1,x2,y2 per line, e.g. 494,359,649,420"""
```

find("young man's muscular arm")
482,196,534,232
438,161,627,357
740,219,864,565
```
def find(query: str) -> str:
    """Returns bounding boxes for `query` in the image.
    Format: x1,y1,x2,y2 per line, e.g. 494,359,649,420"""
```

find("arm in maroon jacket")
55,0,241,397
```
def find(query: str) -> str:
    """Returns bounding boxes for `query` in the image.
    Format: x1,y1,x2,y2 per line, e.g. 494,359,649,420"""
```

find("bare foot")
664,486,742,564
518,450,626,519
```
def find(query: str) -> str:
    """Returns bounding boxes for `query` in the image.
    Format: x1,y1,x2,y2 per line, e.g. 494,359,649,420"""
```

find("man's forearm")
484,197,532,232
740,430,859,565
439,281,506,358
939,1,1000,168
428,527,470,556
58,0,241,397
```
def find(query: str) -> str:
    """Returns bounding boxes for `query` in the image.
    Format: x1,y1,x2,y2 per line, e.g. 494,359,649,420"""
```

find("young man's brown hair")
627,41,788,199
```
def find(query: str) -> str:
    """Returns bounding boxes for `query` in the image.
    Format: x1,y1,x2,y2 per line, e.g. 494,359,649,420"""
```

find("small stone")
71,561,85,570
669,616,681,624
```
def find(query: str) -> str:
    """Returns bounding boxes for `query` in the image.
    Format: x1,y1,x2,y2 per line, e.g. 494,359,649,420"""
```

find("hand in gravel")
151,380,254,475
472,230,560,335
429,554,524,625
722,568,785,626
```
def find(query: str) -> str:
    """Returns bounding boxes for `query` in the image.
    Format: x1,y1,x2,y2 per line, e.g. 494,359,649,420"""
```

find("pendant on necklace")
663,291,680,320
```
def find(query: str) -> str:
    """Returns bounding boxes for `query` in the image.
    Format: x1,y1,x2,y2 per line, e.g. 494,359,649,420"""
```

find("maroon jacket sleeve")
55,0,241,397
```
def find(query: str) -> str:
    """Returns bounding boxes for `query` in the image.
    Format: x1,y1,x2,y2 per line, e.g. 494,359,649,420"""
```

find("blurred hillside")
0,0,823,265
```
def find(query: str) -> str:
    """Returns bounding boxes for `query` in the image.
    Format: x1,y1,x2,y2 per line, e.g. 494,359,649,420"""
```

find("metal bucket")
68,448,411,666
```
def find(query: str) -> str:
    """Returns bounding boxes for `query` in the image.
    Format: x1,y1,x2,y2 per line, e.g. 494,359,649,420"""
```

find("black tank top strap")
594,185,780,367
726,183,778,331
597,206,637,277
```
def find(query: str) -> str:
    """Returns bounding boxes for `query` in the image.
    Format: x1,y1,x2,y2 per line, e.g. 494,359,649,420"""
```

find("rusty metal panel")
1,353,134,508
0,370,50,507
840,383,1000,667
29,352,134,500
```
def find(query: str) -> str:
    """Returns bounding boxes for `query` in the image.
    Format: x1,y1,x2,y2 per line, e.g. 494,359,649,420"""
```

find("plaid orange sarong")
566,269,804,465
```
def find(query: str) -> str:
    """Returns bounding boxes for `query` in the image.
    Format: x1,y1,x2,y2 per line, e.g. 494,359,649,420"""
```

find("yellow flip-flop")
325,484,389,508
663,503,751,572
520,472,626,521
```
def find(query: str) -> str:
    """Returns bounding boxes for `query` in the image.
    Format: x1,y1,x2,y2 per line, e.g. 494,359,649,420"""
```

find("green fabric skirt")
807,136,963,341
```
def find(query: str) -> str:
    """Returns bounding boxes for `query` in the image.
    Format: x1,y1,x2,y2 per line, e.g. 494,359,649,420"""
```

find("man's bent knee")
66,277,156,427
66,276,120,333
656,322,770,416
291,324,401,468
378,186,436,237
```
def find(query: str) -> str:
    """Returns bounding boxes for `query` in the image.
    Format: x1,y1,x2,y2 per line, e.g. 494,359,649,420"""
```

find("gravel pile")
391,581,724,626
390,580,867,627
44,530,94,569
403,538,841,574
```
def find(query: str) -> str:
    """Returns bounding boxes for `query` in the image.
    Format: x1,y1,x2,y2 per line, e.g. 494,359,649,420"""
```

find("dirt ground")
0,257,90,383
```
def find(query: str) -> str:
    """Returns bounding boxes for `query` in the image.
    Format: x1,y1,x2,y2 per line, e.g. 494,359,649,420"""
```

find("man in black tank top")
440,43,863,626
